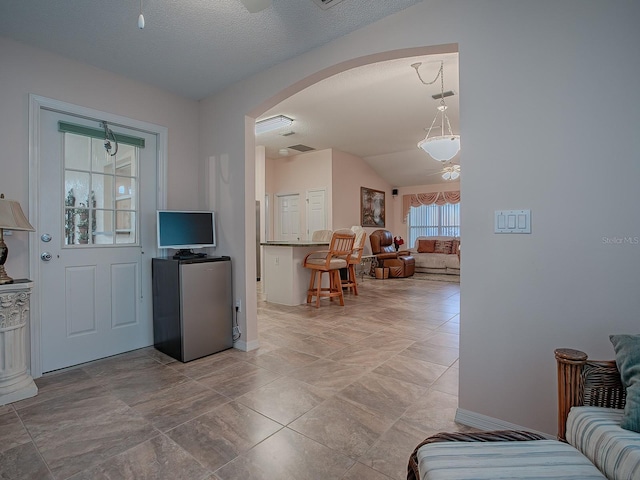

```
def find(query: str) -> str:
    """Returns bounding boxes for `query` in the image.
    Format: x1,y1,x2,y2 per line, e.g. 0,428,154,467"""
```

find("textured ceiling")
0,0,420,100
0,0,459,187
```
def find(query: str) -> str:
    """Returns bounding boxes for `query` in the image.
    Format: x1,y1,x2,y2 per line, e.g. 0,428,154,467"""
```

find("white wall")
201,0,640,435
0,36,200,281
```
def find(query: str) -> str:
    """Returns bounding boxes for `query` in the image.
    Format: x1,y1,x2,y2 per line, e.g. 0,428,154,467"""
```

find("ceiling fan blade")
239,0,272,13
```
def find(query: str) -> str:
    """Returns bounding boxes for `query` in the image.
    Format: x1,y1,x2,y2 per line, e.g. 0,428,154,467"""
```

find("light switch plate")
494,210,531,234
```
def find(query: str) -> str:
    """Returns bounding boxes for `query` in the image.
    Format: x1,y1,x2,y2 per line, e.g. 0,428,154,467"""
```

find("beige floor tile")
130,380,230,431
373,355,448,388
68,435,210,480
289,359,365,392
401,389,463,434
401,342,459,367
197,361,281,398
246,346,320,374
359,419,434,480
0,410,32,454
4,276,461,479
236,376,331,425
166,402,282,472
289,396,395,458
337,372,428,420
214,427,354,480
0,442,53,479
341,462,393,480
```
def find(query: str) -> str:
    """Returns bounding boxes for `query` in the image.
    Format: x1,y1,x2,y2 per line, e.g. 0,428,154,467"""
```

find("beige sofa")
408,236,460,275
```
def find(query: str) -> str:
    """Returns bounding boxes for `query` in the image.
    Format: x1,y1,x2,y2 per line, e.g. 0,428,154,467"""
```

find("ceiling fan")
427,162,460,181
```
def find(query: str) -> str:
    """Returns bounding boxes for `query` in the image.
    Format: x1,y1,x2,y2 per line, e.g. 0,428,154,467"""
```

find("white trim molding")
455,408,553,439
28,94,168,378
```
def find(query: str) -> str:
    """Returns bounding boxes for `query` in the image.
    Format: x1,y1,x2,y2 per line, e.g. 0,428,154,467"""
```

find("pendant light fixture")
412,61,460,162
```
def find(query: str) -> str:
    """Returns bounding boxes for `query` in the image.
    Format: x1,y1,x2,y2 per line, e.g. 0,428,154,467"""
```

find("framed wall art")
361,187,385,227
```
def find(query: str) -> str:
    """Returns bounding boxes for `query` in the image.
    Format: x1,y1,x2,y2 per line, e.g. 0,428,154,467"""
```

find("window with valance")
402,191,460,223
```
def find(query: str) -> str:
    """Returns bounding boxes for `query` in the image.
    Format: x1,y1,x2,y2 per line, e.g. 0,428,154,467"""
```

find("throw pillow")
417,239,436,253
609,334,640,432
434,240,453,254
451,239,460,255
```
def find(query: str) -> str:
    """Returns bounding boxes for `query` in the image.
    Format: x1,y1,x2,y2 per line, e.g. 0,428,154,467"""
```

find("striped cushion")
417,439,606,479
566,406,640,480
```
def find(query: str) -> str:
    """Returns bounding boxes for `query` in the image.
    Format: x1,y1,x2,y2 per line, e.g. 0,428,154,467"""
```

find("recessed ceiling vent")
288,144,315,152
310,0,347,10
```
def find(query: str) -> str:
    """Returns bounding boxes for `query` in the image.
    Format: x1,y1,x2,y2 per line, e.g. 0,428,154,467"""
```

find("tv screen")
157,210,216,250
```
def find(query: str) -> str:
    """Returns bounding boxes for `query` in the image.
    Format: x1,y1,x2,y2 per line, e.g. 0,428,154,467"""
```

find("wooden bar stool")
303,229,355,308
342,228,367,295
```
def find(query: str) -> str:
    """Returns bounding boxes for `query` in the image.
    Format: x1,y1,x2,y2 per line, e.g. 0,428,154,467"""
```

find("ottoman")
408,431,606,480
386,255,415,278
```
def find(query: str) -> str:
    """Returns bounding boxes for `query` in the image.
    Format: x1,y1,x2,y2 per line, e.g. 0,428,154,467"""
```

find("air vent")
288,144,315,152
432,90,456,100
310,0,347,10
280,131,295,137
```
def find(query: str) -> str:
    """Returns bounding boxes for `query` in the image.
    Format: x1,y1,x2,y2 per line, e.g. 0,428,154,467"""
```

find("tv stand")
172,249,207,260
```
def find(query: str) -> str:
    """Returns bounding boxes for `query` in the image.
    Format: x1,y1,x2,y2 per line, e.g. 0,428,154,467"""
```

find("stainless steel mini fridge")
152,256,233,362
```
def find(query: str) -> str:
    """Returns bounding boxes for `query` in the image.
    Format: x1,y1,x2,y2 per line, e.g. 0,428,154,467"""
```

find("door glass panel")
64,135,91,170
93,210,114,245
92,138,114,174
63,131,139,247
116,211,135,244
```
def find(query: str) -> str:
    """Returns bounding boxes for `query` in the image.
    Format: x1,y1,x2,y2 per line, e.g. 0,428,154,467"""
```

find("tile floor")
1,275,469,479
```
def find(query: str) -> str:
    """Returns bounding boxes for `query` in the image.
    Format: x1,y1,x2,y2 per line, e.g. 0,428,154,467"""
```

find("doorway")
29,95,167,377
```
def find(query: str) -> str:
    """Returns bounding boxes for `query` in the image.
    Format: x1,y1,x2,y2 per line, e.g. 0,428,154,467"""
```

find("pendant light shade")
413,61,460,162
418,135,461,162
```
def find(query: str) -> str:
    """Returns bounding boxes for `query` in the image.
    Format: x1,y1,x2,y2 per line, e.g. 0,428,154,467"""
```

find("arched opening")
244,44,460,349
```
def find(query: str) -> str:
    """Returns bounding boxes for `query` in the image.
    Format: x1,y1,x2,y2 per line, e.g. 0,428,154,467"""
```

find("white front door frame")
28,94,168,378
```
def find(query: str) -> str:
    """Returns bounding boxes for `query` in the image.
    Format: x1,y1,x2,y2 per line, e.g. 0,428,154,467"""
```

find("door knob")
41,233,52,242
40,252,52,261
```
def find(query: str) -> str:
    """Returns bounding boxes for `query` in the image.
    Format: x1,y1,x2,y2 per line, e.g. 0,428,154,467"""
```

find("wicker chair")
554,348,625,442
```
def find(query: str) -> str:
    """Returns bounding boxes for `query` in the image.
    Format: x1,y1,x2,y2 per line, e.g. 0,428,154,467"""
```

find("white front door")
37,109,157,373
306,188,327,239
276,194,300,241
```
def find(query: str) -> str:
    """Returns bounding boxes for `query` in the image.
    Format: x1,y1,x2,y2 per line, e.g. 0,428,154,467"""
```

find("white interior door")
306,188,327,239
37,109,157,373
276,194,300,241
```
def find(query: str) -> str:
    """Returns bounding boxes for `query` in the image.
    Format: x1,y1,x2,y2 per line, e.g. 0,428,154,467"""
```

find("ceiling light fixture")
412,61,460,162
278,148,289,156
255,115,294,135
441,164,460,181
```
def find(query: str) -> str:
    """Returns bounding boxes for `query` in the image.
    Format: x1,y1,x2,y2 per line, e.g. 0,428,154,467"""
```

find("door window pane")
63,131,139,247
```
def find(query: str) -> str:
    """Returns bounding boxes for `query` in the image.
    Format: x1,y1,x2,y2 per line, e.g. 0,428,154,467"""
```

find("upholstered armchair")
369,229,414,278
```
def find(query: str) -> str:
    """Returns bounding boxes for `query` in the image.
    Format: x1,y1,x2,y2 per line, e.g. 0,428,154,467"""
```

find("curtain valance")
402,191,460,223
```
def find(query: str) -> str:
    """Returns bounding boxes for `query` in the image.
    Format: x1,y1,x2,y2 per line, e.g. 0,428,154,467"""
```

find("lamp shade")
0,195,35,231
418,135,461,162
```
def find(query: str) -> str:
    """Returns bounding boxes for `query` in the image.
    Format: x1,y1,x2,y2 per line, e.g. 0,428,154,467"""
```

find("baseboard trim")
233,338,260,352
455,408,553,439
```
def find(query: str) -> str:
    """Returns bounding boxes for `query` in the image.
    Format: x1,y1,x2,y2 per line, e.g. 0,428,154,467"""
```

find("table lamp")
0,194,35,284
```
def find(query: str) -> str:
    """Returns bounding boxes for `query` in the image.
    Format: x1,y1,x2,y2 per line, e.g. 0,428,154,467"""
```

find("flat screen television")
157,210,216,257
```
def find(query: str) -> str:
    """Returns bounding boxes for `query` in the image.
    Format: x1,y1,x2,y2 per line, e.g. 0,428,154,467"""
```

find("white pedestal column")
0,280,37,405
